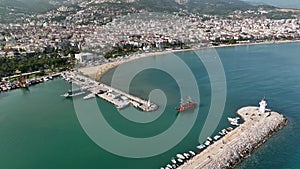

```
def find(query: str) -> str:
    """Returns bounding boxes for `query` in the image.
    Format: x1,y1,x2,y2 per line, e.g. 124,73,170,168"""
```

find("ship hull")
176,103,196,112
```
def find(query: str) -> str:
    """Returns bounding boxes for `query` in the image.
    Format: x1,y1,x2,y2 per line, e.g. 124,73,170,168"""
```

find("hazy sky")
244,0,300,9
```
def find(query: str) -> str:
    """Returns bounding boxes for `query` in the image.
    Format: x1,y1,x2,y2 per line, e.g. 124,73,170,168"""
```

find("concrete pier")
97,83,158,111
180,106,288,169
63,72,158,112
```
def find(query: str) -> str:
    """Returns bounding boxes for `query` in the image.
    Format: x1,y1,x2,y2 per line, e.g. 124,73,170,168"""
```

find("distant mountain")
185,0,256,14
242,0,300,9
0,0,64,23
132,0,275,14
0,0,274,15
242,0,268,6
0,0,60,13
0,0,284,23
132,0,183,12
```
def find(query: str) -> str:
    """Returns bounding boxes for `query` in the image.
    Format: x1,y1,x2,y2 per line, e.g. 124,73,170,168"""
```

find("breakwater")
180,106,288,169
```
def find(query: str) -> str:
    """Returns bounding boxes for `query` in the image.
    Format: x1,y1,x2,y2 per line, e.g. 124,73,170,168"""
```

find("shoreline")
214,39,300,49
78,39,300,81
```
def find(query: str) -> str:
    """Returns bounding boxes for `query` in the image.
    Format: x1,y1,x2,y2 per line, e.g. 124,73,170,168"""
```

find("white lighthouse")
259,98,267,113
147,99,151,107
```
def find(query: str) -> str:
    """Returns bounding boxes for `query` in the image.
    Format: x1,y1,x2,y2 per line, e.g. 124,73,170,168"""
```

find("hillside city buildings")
1,10,300,62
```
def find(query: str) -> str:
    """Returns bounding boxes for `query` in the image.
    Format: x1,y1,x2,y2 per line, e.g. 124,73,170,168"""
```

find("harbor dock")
178,106,288,169
0,72,61,92
62,72,158,112
96,83,158,111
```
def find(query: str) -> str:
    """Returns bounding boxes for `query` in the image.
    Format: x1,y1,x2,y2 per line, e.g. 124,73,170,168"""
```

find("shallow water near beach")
0,42,300,169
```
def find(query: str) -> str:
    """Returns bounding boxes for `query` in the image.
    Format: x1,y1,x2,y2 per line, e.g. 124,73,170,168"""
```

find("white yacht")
83,93,96,100
116,102,130,110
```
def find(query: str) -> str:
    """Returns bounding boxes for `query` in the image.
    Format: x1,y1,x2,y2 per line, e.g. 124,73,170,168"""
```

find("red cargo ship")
176,97,196,112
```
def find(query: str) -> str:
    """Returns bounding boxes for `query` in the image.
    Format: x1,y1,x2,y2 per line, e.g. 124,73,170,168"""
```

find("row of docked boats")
161,124,237,169
0,75,54,92
60,73,73,83
161,151,196,169
196,127,234,151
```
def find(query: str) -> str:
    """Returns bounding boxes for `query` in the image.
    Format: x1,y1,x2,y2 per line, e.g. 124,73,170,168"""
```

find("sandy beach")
78,49,192,81
79,39,300,81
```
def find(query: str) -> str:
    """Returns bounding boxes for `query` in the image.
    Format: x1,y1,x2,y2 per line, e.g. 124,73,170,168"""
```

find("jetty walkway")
63,72,158,112
180,106,288,169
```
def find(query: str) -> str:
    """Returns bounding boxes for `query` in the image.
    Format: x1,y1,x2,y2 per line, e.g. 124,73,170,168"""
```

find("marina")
0,72,61,92
163,123,236,169
62,72,158,112
1,70,159,113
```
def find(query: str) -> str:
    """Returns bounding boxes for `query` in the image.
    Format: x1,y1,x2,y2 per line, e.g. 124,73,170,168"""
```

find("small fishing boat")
189,151,196,156
197,144,206,150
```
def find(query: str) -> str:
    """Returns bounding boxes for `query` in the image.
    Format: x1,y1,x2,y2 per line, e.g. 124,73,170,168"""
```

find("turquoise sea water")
0,42,299,169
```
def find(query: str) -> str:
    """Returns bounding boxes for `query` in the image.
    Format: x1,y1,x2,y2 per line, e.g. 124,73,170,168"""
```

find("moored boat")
226,127,234,131
116,102,130,110
176,154,185,160
189,151,196,156
219,129,228,136
63,90,86,98
83,93,96,100
197,144,206,150
183,153,190,159
213,135,221,141
177,158,184,164
207,137,213,142
171,158,177,164
204,140,211,146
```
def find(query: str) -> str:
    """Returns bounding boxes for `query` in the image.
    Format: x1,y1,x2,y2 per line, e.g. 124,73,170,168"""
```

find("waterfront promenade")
180,106,288,169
